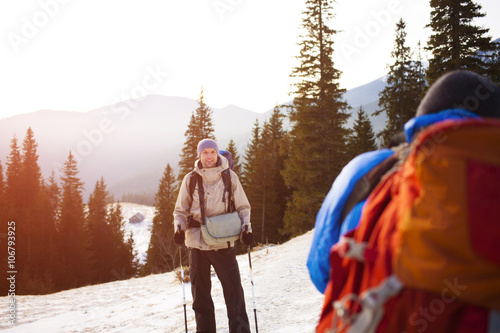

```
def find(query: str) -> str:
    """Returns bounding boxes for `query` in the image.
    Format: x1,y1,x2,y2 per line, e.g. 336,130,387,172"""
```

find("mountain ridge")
0,80,385,199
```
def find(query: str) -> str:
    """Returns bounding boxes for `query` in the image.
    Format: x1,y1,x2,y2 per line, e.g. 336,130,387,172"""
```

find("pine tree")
46,170,61,211
121,232,138,279
19,128,52,293
484,42,500,85
410,41,428,101
144,164,177,274
348,107,378,159
6,135,22,222
225,139,242,176
282,0,350,236
107,203,138,281
196,88,215,139
260,106,289,244
36,172,60,293
241,120,264,240
178,112,201,181
241,120,262,190
178,89,216,181
426,0,499,85
57,151,91,290
87,177,112,284
241,111,290,245
21,128,42,209
87,179,137,283
376,19,426,145
5,135,26,292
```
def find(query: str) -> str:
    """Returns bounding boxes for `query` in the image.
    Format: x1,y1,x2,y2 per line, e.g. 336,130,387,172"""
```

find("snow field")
0,204,323,332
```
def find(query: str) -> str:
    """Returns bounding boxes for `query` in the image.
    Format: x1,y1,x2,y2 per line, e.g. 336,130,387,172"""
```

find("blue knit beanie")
197,139,219,157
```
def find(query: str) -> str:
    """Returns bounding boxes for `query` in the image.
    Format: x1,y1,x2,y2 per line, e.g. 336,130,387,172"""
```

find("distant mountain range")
0,78,386,199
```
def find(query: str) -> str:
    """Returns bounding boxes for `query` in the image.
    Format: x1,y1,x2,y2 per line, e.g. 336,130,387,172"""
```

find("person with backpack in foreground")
174,138,254,333
308,70,500,332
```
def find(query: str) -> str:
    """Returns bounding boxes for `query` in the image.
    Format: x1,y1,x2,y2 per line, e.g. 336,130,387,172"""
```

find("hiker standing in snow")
173,138,254,333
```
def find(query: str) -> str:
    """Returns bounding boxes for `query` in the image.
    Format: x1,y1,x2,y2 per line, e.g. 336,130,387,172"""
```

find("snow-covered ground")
0,203,324,332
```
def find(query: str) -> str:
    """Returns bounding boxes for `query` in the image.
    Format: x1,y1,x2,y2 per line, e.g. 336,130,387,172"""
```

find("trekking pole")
247,245,258,333
179,245,188,333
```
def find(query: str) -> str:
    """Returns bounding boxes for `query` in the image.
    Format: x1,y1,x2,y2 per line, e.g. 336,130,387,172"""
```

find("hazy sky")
1,0,499,120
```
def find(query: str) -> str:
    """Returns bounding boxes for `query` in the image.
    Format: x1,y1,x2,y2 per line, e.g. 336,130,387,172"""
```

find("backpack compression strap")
188,169,233,213
197,174,206,226
221,169,234,213
188,170,198,202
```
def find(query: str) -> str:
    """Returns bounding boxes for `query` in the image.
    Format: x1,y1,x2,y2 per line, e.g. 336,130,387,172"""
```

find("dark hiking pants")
189,247,250,333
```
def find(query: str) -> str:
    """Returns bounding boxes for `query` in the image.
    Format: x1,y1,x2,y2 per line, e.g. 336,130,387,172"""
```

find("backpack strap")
188,170,198,202
188,168,234,213
221,169,234,213
220,169,235,249
197,174,206,226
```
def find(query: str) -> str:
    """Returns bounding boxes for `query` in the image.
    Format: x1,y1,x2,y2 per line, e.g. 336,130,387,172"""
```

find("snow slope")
0,228,324,332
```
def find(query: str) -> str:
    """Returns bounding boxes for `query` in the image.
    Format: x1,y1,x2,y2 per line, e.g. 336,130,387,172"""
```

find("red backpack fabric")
317,118,500,333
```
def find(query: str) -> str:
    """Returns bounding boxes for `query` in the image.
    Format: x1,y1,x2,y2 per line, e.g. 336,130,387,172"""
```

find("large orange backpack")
317,118,500,333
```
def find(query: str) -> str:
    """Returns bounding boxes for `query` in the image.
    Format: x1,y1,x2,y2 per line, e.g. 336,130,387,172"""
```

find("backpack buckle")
338,237,378,263
330,275,403,333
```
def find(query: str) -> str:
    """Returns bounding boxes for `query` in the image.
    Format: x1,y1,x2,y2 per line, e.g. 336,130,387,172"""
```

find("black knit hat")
416,70,500,118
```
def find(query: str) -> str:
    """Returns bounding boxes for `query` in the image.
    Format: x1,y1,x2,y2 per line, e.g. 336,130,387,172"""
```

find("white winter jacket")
173,154,252,250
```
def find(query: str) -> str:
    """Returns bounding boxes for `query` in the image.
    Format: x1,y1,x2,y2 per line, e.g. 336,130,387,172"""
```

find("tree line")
2,0,499,292
0,129,138,295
